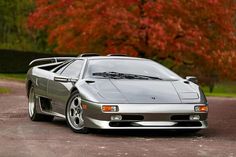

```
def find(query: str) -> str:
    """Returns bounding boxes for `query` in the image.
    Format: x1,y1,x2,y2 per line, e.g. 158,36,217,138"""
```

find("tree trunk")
209,83,214,93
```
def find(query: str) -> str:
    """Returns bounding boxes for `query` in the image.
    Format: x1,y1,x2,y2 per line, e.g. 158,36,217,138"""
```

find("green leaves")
0,0,49,52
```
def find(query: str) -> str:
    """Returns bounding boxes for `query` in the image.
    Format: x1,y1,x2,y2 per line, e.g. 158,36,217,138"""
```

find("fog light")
102,105,119,112
111,115,122,121
189,115,200,120
194,105,208,112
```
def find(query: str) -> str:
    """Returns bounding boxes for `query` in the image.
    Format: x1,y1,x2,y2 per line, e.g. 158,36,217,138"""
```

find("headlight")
102,105,119,112
111,115,122,121
189,115,200,120
194,105,208,112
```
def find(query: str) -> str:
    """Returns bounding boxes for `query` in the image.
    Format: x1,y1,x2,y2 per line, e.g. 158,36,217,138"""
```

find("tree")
28,0,236,89
0,0,31,50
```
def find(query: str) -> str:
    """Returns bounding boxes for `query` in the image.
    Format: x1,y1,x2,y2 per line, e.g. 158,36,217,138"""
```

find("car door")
33,68,54,98
47,59,85,115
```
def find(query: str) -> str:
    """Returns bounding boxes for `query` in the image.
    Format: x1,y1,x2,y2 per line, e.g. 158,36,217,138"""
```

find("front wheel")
66,91,88,133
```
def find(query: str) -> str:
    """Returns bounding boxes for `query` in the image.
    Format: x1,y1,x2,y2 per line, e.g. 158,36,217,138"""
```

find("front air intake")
170,115,190,121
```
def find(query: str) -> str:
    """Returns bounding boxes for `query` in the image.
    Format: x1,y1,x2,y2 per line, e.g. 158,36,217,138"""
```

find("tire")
28,86,54,122
66,91,88,133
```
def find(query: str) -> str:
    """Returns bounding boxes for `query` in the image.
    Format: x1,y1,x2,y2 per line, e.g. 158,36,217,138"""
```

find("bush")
0,49,75,73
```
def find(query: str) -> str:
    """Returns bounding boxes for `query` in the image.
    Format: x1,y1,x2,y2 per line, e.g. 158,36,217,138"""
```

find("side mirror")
186,76,198,84
54,76,78,83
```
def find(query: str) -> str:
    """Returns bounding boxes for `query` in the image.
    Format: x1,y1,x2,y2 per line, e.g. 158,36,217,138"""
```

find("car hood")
78,79,203,104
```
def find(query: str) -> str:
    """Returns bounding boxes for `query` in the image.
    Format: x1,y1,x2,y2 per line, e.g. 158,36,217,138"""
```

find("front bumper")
82,100,208,129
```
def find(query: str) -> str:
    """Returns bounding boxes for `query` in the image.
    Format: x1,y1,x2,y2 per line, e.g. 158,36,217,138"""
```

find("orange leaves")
213,51,236,79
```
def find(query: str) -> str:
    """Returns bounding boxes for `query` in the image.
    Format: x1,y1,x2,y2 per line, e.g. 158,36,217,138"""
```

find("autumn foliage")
28,0,236,84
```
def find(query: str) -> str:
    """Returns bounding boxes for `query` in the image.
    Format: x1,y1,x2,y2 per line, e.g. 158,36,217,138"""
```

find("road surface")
0,80,236,157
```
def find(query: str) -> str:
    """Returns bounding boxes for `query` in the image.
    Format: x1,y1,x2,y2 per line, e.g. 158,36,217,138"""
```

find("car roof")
78,56,148,61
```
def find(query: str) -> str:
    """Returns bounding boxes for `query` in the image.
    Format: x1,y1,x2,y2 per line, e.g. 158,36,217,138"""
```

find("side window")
60,60,84,78
54,61,72,74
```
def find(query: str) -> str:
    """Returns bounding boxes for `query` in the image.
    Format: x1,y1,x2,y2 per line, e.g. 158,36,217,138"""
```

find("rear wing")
29,57,75,66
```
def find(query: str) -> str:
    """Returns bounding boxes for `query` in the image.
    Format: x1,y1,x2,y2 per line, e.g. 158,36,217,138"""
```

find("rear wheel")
28,86,54,121
66,91,88,133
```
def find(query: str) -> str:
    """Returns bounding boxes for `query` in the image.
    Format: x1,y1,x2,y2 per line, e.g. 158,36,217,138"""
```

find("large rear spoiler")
29,57,75,66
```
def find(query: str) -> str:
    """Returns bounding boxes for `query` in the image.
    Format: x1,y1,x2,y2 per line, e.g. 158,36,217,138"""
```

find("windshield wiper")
133,74,162,80
92,72,162,80
92,72,125,79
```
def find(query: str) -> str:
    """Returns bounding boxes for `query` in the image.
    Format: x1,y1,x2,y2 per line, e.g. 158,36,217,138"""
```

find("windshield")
84,59,181,80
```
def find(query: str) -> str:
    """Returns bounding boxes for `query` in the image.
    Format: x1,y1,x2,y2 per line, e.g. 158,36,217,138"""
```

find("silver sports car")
26,54,208,133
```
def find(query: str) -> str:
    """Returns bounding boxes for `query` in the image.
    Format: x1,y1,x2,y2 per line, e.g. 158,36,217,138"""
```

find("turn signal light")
194,105,208,112
102,105,119,112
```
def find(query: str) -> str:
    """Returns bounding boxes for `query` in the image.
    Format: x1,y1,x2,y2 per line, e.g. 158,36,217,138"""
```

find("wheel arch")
71,87,79,94
66,87,80,106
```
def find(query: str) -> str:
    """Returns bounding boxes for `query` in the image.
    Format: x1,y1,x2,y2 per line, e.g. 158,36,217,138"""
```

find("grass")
0,73,26,82
204,92,236,98
0,87,11,94
202,82,236,98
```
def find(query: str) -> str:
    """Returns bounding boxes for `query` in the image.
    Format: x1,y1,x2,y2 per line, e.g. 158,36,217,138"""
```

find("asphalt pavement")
0,80,236,157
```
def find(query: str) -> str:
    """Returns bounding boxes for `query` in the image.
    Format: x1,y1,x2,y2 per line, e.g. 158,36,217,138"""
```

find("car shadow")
51,118,68,126
89,129,206,138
